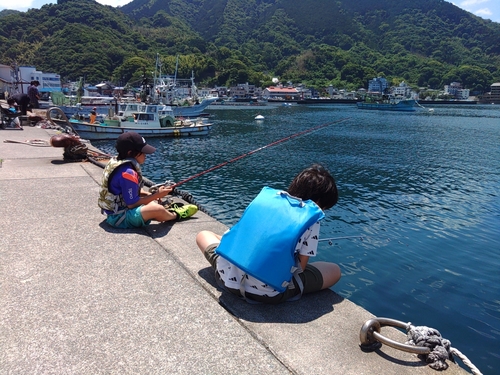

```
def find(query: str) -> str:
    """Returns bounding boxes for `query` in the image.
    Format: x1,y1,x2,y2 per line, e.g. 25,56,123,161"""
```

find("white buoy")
255,114,264,120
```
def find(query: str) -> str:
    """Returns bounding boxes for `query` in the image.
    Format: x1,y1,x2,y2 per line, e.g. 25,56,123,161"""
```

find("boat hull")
68,121,212,140
58,97,218,119
171,97,218,117
297,98,360,104
357,99,417,111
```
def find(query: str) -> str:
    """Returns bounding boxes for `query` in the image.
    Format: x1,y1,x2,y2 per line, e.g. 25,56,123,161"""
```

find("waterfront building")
262,86,300,100
211,86,228,98
0,65,62,98
391,81,411,97
368,77,389,94
326,85,340,98
229,82,262,99
295,84,312,99
0,64,15,97
17,66,62,95
444,82,470,100
478,82,500,104
0,63,31,96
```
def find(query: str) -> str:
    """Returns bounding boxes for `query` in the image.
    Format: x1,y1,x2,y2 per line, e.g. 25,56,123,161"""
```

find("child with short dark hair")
98,132,198,228
197,163,341,304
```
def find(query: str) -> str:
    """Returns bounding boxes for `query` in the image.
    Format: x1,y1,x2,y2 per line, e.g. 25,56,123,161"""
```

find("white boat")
208,98,269,110
357,97,417,112
52,58,218,119
143,54,218,117
46,106,213,141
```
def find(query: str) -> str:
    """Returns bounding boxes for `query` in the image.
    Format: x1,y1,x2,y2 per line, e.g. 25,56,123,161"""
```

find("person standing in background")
27,80,40,109
89,107,97,123
10,92,31,115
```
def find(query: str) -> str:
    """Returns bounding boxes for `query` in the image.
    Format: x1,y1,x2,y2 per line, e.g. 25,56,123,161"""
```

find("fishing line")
170,117,350,188
318,236,366,246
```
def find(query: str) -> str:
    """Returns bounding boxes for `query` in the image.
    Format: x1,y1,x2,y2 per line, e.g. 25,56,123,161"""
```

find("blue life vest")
215,186,325,292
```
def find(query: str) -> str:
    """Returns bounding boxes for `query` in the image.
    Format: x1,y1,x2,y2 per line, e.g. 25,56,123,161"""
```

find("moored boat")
170,97,218,117
357,98,417,111
46,107,212,141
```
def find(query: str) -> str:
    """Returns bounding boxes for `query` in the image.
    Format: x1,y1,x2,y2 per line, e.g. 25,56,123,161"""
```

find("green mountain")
0,0,499,93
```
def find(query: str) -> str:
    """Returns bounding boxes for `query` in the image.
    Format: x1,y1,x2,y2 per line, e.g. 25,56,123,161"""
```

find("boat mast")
153,53,160,103
173,55,179,101
191,70,198,100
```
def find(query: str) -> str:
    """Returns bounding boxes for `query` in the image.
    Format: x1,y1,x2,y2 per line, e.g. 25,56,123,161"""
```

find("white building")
391,81,411,97
229,82,262,98
1,65,62,96
262,86,300,100
444,82,469,100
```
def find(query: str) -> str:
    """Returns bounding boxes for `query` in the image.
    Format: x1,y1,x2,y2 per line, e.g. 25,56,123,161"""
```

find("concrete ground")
0,123,469,374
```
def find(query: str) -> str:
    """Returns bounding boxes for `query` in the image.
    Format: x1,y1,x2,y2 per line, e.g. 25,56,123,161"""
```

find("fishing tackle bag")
215,186,324,292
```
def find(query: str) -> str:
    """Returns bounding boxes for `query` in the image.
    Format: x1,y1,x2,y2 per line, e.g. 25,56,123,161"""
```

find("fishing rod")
170,117,350,188
318,236,365,242
318,236,366,245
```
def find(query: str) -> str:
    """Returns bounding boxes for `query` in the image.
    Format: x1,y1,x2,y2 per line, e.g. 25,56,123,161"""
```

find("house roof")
265,86,299,93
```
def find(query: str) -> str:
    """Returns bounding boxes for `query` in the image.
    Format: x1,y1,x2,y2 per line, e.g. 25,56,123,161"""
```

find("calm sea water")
94,103,500,374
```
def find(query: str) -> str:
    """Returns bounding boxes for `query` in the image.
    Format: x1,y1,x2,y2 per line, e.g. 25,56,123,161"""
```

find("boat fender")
50,134,82,148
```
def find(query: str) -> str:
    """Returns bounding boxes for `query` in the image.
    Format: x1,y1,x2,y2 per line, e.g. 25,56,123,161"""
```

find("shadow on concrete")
147,222,175,238
51,159,75,165
98,220,151,237
373,349,428,368
198,266,344,323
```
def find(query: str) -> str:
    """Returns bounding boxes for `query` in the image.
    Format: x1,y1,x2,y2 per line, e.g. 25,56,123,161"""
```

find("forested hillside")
0,0,499,93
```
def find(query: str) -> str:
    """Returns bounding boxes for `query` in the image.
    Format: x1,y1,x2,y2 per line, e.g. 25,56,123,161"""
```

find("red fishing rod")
170,117,350,188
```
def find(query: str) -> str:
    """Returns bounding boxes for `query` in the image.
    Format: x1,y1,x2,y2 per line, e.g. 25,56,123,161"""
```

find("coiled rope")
406,324,482,374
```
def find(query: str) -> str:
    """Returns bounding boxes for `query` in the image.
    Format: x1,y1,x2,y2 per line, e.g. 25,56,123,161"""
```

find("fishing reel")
149,179,176,194
148,180,177,206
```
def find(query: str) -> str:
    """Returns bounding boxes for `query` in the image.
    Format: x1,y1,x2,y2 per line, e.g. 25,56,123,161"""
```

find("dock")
0,124,469,374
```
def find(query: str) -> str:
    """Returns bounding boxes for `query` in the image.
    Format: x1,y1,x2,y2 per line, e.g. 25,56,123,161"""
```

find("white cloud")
460,0,489,6
0,0,33,8
475,8,493,17
94,0,131,6
0,0,131,11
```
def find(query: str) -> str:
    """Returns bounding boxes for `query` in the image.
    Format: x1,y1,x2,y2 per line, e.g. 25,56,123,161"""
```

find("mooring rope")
415,101,434,112
3,139,51,147
406,324,482,374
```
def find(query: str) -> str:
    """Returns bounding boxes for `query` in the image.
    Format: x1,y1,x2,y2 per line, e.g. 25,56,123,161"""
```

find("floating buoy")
255,114,265,120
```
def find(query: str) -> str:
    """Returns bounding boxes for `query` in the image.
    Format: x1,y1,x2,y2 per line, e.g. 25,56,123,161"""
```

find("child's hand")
157,185,173,197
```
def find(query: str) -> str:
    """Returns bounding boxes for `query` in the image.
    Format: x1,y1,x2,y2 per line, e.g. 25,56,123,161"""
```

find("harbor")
96,102,499,375
0,122,473,374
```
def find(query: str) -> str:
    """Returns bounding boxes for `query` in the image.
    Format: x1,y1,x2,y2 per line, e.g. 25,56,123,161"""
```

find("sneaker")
169,203,198,220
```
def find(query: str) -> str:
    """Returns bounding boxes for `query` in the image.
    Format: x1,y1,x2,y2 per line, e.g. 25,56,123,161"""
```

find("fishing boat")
357,97,417,111
169,97,218,117
144,54,218,117
46,106,213,141
52,57,218,119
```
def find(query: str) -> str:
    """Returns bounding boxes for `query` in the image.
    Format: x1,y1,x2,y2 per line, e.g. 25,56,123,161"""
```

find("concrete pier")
0,124,469,374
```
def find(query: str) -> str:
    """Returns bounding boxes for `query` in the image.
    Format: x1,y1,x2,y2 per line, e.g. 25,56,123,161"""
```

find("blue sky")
452,0,500,22
0,0,130,11
1,0,500,23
